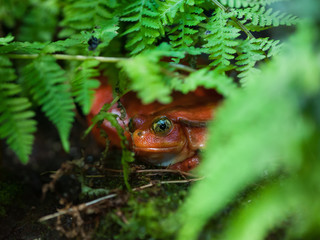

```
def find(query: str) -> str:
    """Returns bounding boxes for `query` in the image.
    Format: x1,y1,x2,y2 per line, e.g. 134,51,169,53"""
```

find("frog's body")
88,79,221,171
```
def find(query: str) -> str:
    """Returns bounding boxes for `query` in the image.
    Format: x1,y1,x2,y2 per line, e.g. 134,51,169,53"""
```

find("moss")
95,184,188,240
0,181,21,216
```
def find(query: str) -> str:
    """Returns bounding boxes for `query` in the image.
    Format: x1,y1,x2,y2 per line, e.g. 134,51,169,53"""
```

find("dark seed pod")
88,36,101,51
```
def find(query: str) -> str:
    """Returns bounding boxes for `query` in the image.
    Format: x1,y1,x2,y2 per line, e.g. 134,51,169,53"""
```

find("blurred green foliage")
176,13,320,240
1,1,320,239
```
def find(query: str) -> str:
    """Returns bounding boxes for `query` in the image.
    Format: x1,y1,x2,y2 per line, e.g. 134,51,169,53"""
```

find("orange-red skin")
88,78,221,171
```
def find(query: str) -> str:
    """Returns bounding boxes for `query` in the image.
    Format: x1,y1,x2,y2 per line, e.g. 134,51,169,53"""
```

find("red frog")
88,78,221,171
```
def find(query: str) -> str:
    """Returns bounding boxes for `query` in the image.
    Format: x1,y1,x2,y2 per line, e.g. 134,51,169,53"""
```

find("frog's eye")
151,116,173,136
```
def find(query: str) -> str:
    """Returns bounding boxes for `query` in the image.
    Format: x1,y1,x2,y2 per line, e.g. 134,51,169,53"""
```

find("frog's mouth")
133,146,182,153
133,144,188,166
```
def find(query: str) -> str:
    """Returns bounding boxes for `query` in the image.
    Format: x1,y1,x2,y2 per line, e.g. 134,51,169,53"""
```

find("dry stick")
38,177,203,222
211,0,255,39
135,169,200,178
103,168,200,178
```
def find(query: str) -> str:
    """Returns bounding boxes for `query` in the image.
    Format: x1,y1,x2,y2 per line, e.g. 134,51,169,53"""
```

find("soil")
0,112,101,240
0,112,191,240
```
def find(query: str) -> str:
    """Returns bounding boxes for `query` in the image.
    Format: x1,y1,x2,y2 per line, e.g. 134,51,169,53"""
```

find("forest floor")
0,112,194,240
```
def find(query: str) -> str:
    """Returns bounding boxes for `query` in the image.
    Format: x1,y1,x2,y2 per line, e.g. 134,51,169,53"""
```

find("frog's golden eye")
151,116,173,136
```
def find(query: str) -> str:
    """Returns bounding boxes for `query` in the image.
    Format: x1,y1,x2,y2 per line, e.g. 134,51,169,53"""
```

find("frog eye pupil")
159,122,167,130
152,117,173,136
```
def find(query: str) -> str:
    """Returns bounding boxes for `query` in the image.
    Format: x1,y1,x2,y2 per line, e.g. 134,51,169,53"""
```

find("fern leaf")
219,0,288,8
0,41,47,54
118,47,173,104
204,9,241,70
0,0,29,28
21,56,74,151
168,5,206,50
0,56,36,163
159,0,185,25
60,0,118,38
71,60,100,115
236,37,282,79
172,68,237,96
0,35,14,45
121,0,164,54
17,0,58,42
42,38,82,54
235,5,298,27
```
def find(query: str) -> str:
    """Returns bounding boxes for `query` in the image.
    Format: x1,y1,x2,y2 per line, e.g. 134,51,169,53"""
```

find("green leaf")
175,21,319,240
0,56,36,163
172,68,237,96
204,9,241,70
236,37,282,80
121,0,164,54
235,5,298,27
21,56,74,152
71,59,101,114
59,0,118,38
118,45,182,104
0,35,14,45
168,5,206,51
17,0,59,42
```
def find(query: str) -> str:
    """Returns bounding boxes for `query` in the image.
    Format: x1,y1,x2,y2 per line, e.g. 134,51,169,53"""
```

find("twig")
7,54,127,62
39,193,117,222
103,167,201,178
39,177,203,222
169,63,196,73
135,169,200,178
211,0,255,39
7,54,196,73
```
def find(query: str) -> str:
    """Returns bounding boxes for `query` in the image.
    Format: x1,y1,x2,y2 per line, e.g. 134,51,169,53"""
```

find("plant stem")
7,54,196,72
7,53,127,62
211,0,255,39
169,63,196,73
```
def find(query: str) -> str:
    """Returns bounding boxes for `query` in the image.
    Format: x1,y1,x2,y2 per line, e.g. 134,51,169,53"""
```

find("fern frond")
204,9,241,70
21,56,74,151
236,37,282,79
172,68,237,96
60,0,118,38
0,56,36,163
0,35,14,45
159,0,185,25
235,5,298,27
121,0,164,54
71,60,100,115
17,0,58,42
219,0,288,8
0,0,29,28
168,5,206,50
0,41,47,54
42,38,83,54
118,50,172,104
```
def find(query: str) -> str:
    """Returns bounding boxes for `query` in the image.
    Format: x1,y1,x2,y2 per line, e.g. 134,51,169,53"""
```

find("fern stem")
7,54,127,63
169,63,196,73
210,0,255,39
7,54,195,73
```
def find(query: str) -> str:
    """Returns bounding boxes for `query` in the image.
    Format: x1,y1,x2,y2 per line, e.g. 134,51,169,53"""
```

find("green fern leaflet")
0,56,36,163
21,56,74,152
71,60,101,115
121,0,164,54
204,9,241,70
